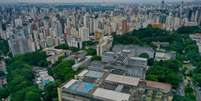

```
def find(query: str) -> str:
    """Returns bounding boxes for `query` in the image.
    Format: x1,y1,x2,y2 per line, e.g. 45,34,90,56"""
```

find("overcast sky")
0,0,195,3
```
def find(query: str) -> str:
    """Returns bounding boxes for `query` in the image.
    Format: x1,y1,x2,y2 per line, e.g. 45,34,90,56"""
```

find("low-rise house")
67,51,92,71
112,45,155,58
190,33,201,54
34,68,54,89
155,51,176,61
72,56,92,71
88,61,105,71
43,48,71,64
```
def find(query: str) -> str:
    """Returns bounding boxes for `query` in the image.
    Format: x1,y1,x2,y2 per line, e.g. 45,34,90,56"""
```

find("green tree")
139,53,149,58
7,57,42,101
92,56,102,61
55,44,69,50
146,61,182,87
173,95,194,101
44,82,59,101
177,26,201,34
0,71,5,77
0,87,9,99
11,90,25,101
10,86,41,101
10,51,48,67
0,38,9,55
85,48,97,56
24,86,41,101
82,41,96,48
51,60,75,81
193,73,201,86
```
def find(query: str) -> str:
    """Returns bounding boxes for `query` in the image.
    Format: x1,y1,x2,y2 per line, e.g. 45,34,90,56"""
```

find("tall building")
8,37,36,56
79,27,89,41
67,37,83,49
97,36,113,56
83,13,90,28
89,17,95,34
122,19,129,33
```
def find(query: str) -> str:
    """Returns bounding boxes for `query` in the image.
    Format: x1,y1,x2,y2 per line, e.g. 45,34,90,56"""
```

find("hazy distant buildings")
79,27,89,41
8,37,36,56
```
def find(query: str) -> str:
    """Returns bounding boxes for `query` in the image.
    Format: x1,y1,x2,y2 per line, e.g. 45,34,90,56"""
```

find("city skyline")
0,0,196,3
0,1,201,101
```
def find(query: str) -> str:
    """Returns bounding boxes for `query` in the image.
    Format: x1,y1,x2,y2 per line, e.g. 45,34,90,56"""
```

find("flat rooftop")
63,79,96,94
130,57,147,61
146,80,172,92
93,88,130,101
105,74,140,86
78,69,104,79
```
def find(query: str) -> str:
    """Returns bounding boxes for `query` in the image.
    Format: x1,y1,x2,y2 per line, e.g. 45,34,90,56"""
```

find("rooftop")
130,57,147,61
105,74,140,86
63,79,96,94
146,80,172,92
78,69,104,79
93,88,130,101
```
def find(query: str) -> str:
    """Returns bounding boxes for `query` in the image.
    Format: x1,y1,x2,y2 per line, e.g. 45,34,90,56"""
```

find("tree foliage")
10,51,48,67
139,53,149,58
173,95,195,101
85,48,97,56
92,56,102,61
11,86,41,101
0,38,9,55
51,60,75,82
177,26,201,34
43,82,60,101
146,60,182,87
184,84,196,101
113,27,173,46
6,51,48,101
55,44,69,50
7,61,41,101
55,43,80,52
82,41,96,48
0,86,9,99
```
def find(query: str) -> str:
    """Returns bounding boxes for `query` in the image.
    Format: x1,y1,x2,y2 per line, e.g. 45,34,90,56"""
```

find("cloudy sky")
0,0,195,3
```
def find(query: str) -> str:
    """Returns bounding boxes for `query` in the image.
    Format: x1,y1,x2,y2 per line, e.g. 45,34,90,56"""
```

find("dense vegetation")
0,38,9,56
2,51,48,101
146,60,182,87
173,95,195,101
113,27,173,46
82,40,96,48
176,26,201,34
55,44,79,52
0,86,9,100
184,84,196,101
10,51,48,67
55,44,69,50
7,61,41,101
49,60,75,82
139,53,149,59
46,59,78,101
